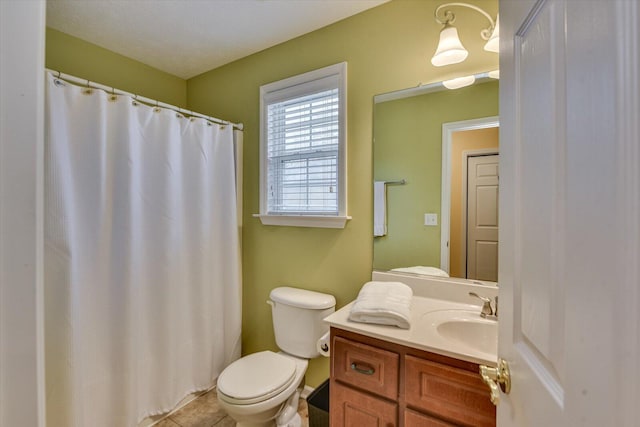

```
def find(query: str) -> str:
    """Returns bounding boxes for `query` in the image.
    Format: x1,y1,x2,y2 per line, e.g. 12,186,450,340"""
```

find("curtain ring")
108,86,118,102
53,70,64,87
82,80,93,95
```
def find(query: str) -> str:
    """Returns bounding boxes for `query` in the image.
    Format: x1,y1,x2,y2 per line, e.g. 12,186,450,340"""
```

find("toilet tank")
269,287,336,358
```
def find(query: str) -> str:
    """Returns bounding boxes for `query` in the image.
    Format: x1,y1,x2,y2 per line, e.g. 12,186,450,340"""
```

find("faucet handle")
469,292,494,317
469,292,490,303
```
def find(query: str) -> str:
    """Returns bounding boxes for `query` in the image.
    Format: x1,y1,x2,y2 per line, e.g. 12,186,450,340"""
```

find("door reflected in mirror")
373,78,499,283
442,120,499,282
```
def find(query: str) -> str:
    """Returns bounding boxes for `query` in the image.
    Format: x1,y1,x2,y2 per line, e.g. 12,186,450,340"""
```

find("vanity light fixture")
442,75,476,89
431,3,499,67
483,14,500,52
431,23,468,67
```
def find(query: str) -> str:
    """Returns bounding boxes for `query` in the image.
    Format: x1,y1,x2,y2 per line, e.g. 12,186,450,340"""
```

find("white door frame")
460,150,499,279
440,116,499,273
0,1,46,426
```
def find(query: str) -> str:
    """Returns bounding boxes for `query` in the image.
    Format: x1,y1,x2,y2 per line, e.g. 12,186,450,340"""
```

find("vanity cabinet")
330,328,495,427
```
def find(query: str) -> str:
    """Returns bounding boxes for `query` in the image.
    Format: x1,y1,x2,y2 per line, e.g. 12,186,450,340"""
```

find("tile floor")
154,388,309,427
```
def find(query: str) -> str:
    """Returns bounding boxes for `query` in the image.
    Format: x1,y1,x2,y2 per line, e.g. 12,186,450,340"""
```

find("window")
256,63,349,228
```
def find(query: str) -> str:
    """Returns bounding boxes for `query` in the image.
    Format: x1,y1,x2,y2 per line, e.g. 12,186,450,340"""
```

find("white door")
498,0,639,426
467,154,499,282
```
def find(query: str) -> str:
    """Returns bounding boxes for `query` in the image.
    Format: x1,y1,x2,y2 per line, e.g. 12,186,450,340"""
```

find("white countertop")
324,295,498,366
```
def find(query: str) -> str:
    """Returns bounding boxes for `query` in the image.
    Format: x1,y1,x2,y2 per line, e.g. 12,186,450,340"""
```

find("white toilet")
216,287,336,427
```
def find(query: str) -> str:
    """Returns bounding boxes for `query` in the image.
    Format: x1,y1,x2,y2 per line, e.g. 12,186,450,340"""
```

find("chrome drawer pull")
350,362,375,375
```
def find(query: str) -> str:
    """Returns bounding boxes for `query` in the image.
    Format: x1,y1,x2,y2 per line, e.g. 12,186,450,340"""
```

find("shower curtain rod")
46,69,244,131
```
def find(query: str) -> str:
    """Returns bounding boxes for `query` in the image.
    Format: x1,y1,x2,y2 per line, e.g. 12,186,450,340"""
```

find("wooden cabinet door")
404,409,457,427
330,381,397,427
405,355,495,427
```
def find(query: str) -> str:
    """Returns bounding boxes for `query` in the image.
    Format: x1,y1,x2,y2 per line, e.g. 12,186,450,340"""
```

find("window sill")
253,214,351,229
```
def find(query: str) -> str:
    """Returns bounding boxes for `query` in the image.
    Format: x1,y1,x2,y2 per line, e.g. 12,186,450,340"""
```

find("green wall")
373,81,499,271
187,0,498,387
46,28,187,107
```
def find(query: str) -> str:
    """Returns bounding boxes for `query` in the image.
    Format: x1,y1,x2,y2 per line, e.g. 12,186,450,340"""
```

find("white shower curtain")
44,73,241,427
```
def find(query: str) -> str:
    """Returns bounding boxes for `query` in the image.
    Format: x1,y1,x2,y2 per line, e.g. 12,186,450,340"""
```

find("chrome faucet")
469,292,497,319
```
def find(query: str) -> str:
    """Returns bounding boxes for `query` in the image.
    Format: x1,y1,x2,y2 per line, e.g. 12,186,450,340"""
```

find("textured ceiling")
46,0,389,79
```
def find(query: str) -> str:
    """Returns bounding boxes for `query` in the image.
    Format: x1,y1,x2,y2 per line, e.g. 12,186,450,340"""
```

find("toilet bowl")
216,287,335,427
217,351,308,427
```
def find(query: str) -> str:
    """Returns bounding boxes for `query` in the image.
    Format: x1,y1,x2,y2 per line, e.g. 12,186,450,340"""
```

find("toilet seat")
217,351,297,405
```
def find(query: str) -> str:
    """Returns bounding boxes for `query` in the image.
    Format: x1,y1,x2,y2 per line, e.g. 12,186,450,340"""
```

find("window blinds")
267,88,339,215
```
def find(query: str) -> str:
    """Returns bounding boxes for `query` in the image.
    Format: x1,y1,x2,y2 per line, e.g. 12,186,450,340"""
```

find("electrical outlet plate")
424,213,438,226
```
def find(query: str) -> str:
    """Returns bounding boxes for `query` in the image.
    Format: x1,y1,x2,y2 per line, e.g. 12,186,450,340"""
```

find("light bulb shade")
443,75,476,90
488,69,500,79
431,24,468,67
484,14,500,52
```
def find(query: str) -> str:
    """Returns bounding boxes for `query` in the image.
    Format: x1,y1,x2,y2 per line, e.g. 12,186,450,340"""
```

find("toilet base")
235,422,274,427
235,412,301,427
278,412,301,427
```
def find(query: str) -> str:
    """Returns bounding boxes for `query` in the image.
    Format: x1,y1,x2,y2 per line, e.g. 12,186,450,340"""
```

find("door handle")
479,358,511,405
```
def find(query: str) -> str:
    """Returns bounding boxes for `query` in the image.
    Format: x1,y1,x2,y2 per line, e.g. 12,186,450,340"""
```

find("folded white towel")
349,281,413,329
390,266,450,277
373,181,387,236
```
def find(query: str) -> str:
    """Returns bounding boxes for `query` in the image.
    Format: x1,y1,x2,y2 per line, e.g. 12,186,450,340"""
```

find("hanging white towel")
349,281,413,329
374,181,387,236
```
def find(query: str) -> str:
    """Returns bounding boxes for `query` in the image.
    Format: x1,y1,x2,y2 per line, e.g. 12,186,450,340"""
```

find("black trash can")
306,379,330,427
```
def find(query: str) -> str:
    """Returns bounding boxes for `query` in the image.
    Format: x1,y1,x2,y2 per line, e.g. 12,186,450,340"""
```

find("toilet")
216,287,336,427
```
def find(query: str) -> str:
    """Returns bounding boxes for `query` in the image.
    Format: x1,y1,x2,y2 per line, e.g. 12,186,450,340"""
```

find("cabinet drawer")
333,336,399,400
404,409,457,427
405,355,495,427
331,380,397,427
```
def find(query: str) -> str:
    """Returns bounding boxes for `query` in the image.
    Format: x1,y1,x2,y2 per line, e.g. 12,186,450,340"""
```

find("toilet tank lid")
270,287,336,310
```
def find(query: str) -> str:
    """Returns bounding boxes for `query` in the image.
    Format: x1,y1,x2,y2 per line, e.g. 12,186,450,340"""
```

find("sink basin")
420,310,497,356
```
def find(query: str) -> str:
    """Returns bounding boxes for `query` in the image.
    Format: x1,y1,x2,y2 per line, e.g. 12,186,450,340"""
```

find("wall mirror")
373,73,499,285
